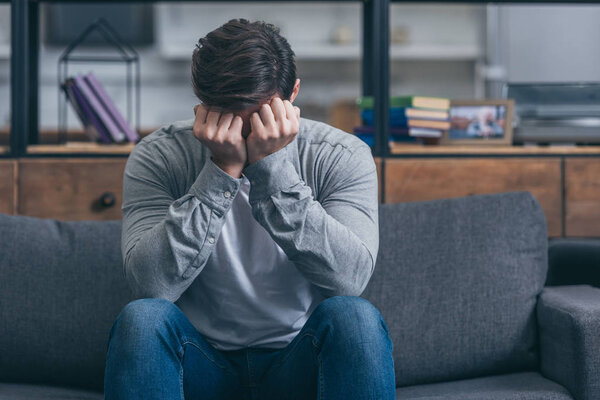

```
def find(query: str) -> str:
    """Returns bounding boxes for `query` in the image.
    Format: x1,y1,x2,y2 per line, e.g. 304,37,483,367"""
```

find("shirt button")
224,191,231,198
208,237,215,244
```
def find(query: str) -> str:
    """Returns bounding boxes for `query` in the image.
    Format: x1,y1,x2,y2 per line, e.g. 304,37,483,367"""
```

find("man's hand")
246,98,301,165
193,104,246,178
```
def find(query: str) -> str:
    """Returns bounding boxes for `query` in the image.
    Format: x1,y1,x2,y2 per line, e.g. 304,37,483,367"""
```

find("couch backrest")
0,214,134,392
0,190,548,392
360,191,548,387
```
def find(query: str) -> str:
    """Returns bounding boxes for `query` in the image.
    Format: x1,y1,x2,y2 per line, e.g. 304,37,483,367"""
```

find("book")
62,80,99,142
354,133,422,147
361,108,449,126
354,125,442,138
401,119,451,130
357,95,451,110
406,128,443,138
84,71,140,143
63,78,113,144
73,74,126,143
359,118,450,130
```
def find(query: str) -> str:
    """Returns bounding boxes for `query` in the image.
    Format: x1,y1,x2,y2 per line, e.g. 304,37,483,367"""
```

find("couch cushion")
0,213,135,392
0,383,103,400
361,191,548,387
394,371,573,400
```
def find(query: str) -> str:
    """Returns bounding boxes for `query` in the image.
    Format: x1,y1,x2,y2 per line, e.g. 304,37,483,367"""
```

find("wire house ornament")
58,17,140,144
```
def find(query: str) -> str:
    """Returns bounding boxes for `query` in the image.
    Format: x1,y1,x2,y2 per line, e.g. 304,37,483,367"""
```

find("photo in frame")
440,99,515,146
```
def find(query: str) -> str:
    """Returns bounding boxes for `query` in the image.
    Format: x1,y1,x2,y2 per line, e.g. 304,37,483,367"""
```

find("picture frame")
439,99,515,146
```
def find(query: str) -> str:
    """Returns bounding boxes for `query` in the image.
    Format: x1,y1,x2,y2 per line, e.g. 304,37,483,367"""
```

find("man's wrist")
211,157,244,179
247,149,270,165
188,157,242,216
242,143,302,202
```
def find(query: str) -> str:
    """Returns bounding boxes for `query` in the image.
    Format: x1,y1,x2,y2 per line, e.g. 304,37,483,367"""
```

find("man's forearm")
242,141,379,298
122,147,242,301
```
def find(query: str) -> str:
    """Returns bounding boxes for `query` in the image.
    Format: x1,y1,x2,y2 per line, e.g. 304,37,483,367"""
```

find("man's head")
191,19,300,137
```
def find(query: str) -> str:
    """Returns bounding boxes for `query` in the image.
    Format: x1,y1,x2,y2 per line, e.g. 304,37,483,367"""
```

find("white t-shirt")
175,175,326,351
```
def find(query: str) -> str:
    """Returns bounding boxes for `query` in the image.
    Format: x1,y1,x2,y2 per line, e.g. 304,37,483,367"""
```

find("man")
104,18,395,400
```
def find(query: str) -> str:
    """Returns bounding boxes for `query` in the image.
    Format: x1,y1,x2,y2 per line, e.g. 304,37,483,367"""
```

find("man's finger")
216,113,234,141
218,112,234,130
259,103,276,128
206,108,221,128
283,100,295,121
270,98,286,122
230,115,243,134
294,106,301,119
250,111,265,134
194,104,208,124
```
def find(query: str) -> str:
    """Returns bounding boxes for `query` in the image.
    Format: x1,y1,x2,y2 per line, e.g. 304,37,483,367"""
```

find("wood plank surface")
18,158,127,221
27,142,136,155
390,143,600,155
0,128,156,146
0,160,17,215
384,157,563,237
565,158,600,237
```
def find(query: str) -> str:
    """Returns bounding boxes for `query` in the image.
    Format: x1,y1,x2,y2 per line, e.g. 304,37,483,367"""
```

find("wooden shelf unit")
376,146,600,238
4,0,599,238
390,144,600,156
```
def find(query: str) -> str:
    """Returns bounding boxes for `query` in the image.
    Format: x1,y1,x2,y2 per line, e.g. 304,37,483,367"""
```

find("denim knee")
108,297,179,342
311,296,390,343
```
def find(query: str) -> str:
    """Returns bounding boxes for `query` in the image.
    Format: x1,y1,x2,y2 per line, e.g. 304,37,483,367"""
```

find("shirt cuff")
188,157,243,216
242,142,302,203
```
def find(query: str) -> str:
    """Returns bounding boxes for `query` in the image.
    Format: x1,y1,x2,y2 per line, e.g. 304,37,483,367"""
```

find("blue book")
361,107,450,126
353,125,442,138
353,126,424,147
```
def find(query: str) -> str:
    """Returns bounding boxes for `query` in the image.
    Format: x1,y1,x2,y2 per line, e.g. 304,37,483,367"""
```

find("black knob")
100,192,116,208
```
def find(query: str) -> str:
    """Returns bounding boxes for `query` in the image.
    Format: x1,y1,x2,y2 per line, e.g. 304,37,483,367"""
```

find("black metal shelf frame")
9,0,600,158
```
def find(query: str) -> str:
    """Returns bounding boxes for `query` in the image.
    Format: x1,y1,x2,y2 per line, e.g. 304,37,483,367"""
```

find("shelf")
27,142,137,155
159,43,482,61
20,143,600,156
390,143,600,155
390,44,482,60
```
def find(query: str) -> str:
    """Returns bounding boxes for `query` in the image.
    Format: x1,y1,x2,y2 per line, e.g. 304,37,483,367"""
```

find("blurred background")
1,2,600,135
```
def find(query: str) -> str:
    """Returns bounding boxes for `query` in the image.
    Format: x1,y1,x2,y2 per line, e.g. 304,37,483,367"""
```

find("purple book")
62,80,97,142
73,74,126,143
84,71,140,143
65,78,113,144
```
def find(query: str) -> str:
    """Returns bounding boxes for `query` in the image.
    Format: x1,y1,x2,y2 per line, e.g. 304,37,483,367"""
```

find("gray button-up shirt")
121,116,379,312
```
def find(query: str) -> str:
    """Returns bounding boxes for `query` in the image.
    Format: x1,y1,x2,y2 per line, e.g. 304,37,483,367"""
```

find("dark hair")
191,19,297,111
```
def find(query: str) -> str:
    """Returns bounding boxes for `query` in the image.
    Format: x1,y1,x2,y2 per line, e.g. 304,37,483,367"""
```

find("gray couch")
1,191,599,399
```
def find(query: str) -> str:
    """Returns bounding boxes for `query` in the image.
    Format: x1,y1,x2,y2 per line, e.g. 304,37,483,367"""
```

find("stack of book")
353,95,451,146
61,71,140,144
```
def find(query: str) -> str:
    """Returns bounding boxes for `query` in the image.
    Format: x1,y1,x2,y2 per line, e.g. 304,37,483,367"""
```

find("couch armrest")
547,238,600,288
537,285,600,400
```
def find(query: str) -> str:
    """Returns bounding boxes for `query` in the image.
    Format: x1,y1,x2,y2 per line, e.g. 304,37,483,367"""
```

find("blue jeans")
104,295,395,400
